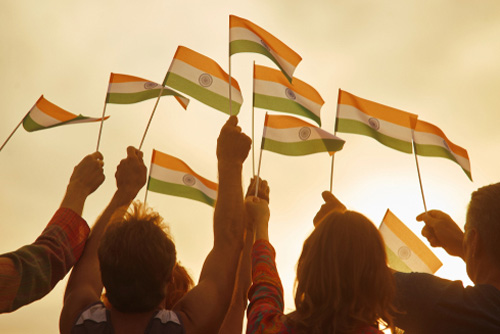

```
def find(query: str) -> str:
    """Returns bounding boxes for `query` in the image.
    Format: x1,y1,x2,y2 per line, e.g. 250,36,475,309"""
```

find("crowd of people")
1,115,499,333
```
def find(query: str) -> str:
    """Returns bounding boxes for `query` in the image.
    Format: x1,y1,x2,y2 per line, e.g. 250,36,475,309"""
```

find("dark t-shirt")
394,272,500,333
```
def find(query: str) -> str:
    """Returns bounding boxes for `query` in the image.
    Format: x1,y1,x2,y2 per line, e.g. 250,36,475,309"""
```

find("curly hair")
98,201,176,313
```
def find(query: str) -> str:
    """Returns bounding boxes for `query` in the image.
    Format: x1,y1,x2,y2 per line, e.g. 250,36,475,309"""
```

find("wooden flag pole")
412,131,428,212
138,86,165,151
254,113,268,196
143,150,154,205
329,89,342,192
0,111,29,152
251,61,256,176
228,18,233,117
96,73,112,152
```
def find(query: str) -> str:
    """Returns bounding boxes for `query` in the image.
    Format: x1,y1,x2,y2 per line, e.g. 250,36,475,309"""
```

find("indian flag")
106,73,189,109
262,114,345,156
254,64,323,126
379,209,442,274
163,46,243,115
23,95,109,132
413,120,472,181
230,15,302,82
148,149,217,207
336,90,418,153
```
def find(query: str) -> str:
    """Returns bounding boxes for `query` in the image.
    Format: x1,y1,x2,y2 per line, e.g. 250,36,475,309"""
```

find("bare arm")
60,147,147,334
218,178,270,334
174,116,251,334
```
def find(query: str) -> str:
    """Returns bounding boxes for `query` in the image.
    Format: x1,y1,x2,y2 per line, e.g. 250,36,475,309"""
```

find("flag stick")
96,73,112,152
228,18,233,117
412,131,428,212
254,113,268,196
138,86,165,150
144,151,154,205
251,61,256,176
0,111,29,152
329,89,342,191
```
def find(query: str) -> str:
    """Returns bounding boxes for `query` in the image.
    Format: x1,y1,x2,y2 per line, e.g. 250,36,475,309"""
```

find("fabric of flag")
162,46,243,115
230,15,302,82
253,64,323,126
336,90,418,153
262,114,345,156
23,95,109,132
148,149,218,207
413,120,472,181
379,209,442,274
106,73,189,109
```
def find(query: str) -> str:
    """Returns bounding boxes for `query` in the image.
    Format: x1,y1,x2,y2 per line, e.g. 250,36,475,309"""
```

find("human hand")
245,196,270,241
245,177,270,203
216,116,252,165
67,151,105,197
417,210,465,258
115,146,147,200
313,191,346,226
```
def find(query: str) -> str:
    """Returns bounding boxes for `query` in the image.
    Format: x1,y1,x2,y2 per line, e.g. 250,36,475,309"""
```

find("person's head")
291,210,395,334
98,201,176,313
162,262,195,309
465,182,500,278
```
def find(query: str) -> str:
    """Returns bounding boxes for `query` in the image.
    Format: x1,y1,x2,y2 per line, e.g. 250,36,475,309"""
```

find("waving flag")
380,209,442,274
106,73,189,109
262,114,345,156
163,46,243,115
230,15,301,82
336,90,418,153
148,149,217,207
254,64,323,126
413,120,472,181
23,95,108,132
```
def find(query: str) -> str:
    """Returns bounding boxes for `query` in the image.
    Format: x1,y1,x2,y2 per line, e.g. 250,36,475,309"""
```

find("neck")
110,308,158,334
471,259,500,290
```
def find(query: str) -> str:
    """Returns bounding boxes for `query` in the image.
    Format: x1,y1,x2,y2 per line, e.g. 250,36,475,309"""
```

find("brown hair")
162,262,195,309
289,210,395,334
98,201,176,313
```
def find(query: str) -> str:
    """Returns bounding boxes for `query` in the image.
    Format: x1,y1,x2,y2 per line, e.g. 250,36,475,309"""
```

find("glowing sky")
2,1,500,332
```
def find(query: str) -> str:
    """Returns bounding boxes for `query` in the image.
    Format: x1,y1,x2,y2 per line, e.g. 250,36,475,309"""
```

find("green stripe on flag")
148,177,215,207
22,114,90,132
385,245,412,273
107,89,181,104
164,73,241,115
414,143,472,180
254,93,321,126
262,138,344,156
336,118,413,153
230,40,292,82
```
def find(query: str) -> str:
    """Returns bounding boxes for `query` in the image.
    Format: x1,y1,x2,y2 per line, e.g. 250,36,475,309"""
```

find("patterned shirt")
0,208,89,313
72,302,184,334
247,240,384,334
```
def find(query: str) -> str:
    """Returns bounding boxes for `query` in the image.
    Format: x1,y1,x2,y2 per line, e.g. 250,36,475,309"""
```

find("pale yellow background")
1,1,499,332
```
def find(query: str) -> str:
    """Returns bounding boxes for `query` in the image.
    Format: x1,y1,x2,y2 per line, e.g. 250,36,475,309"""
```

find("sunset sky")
2,1,500,332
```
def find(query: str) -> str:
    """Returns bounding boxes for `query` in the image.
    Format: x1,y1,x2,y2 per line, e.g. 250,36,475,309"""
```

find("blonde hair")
289,211,395,334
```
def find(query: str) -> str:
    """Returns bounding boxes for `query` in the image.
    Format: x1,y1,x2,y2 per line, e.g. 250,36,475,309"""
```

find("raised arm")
60,147,147,334
218,177,270,334
174,115,251,334
0,152,104,313
417,210,465,259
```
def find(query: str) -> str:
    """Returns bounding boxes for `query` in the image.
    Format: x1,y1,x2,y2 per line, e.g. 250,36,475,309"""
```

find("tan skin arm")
59,147,147,334
218,177,270,334
173,116,251,334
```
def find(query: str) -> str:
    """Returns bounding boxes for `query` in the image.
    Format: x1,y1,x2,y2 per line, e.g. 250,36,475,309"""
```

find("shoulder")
149,309,184,334
72,302,110,334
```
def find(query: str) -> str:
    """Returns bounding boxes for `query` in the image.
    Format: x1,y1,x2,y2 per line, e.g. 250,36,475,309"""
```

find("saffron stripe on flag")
379,209,442,274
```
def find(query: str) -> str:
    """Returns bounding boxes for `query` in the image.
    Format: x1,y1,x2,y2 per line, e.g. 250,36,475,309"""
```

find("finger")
321,191,336,203
90,151,104,161
126,146,137,157
225,115,238,127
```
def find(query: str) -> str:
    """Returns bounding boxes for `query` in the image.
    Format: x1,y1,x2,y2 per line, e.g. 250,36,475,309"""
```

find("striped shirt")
0,208,89,313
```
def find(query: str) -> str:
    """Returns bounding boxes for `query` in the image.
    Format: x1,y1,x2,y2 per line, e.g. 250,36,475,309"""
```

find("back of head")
98,201,176,313
291,210,395,334
466,182,500,267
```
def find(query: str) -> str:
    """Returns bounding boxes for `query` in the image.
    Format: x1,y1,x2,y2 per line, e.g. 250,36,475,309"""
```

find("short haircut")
466,182,500,267
290,210,395,333
98,201,176,313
